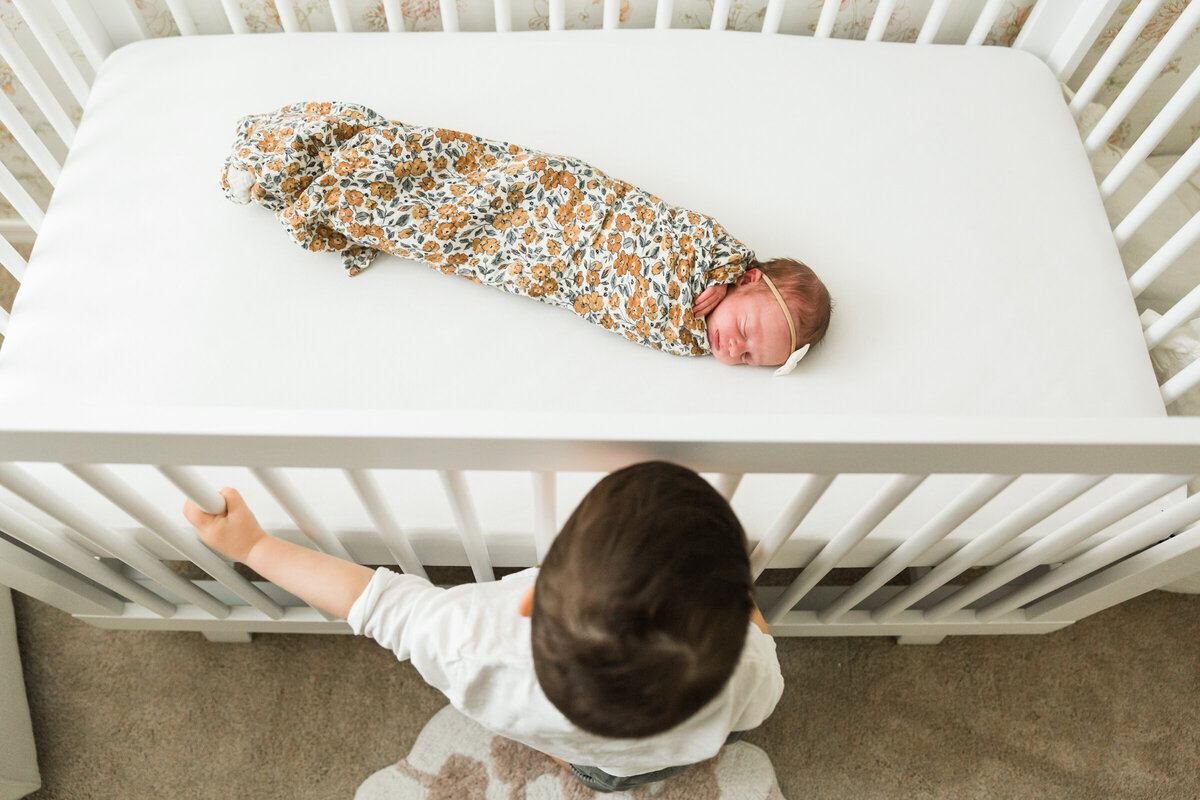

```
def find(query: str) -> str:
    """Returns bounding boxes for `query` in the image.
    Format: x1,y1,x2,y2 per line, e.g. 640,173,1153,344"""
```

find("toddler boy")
183,461,784,792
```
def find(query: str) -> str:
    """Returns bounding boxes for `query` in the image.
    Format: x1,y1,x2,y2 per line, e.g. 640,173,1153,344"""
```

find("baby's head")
705,257,832,367
528,461,753,738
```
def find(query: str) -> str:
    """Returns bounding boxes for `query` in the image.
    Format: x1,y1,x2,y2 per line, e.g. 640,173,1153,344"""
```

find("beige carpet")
11,586,1200,800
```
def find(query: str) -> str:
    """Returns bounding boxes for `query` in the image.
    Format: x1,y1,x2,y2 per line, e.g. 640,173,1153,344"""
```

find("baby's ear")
517,586,535,618
738,268,762,286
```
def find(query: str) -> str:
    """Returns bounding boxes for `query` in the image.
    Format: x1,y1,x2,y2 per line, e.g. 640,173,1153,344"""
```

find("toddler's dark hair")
755,257,832,348
530,461,753,739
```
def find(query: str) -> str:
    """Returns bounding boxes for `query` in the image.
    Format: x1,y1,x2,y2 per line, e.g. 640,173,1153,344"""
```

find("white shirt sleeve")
729,625,786,732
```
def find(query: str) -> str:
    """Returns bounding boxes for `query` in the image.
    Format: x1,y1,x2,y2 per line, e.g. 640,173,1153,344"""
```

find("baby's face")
705,272,794,367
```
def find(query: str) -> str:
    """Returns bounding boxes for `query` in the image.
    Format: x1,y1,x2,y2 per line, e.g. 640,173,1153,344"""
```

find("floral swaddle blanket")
220,101,755,356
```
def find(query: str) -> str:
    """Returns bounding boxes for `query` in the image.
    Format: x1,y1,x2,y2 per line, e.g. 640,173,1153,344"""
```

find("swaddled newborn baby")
220,101,830,370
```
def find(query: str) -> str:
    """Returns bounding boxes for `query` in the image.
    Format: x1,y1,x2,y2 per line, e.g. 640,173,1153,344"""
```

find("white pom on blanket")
226,165,255,204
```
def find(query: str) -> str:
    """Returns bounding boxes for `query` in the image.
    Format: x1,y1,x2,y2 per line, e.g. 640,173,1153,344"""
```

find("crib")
0,0,1198,646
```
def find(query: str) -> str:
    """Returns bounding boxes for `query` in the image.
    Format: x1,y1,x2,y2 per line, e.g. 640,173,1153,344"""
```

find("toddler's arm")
183,488,375,620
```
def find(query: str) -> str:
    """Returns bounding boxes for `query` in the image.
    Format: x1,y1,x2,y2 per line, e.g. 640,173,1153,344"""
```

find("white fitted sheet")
0,32,1175,576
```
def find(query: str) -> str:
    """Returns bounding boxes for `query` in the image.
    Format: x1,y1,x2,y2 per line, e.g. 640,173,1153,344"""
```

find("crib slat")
0,20,76,146
709,0,731,31
965,0,1007,46
0,498,176,616
0,235,26,284
761,0,786,35
925,473,1192,621
0,463,232,617
491,0,509,33
1113,137,1200,247
531,472,556,564
1084,1,1200,154
329,0,355,33
440,0,461,32
0,307,9,335
1145,284,1200,350
865,0,898,42
1102,65,1200,198
344,468,427,579
980,489,1200,621
1162,358,1200,408
814,0,839,39
251,467,357,562
11,0,91,107
157,465,227,515
118,0,153,40
603,0,620,31
714,473,743,502
0,89,61,186
439,471,495,582
1130,209,1200,299
765,474,926,624
748,474,835,578
219,0,250,34
163,0,199,36
67,464,286,619
549,0,565,32
276,0,302,33
0,159,45,234
654,0,675,30
916,0,951,44
872,474,1105,621
819,475,1015,623
49,0,111,70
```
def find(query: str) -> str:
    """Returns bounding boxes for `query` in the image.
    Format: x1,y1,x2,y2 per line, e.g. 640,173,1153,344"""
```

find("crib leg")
896,633,946,645
202,630,253,643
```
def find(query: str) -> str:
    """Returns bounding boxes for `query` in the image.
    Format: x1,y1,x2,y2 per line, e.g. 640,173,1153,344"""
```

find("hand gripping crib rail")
1,0,1200,645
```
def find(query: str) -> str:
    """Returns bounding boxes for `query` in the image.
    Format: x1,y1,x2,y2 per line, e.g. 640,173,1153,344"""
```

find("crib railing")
2,0,1200,642
1,411,1199,643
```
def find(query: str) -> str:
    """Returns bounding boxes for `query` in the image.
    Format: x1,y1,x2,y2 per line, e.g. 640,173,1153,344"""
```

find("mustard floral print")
220,101,754,356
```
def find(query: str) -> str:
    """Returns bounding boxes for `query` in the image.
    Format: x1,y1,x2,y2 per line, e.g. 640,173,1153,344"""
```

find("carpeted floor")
11,586,1200,800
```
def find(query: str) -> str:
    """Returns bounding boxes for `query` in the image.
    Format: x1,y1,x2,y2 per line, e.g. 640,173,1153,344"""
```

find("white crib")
0,0,1198,646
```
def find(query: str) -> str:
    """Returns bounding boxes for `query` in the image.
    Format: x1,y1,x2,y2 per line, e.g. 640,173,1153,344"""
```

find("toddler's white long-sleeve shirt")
346,566,784,776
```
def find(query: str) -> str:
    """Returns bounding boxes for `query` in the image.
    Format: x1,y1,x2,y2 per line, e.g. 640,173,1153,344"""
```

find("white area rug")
355,705,785,800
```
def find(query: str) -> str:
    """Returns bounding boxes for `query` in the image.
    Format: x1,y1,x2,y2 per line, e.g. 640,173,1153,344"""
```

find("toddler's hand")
183,487,268,564
693,284,728,317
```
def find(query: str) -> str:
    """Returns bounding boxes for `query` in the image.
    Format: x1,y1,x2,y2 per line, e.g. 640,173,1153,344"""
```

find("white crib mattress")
0,30,1166,419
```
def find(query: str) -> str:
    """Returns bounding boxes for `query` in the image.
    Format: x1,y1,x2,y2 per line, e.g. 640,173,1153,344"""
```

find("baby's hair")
530,461,753,739
754,257,832,349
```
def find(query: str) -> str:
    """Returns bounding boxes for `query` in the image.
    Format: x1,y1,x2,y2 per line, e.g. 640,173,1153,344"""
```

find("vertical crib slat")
67,464,286,619
1114,138,1200,247
439,471,495,582
872,474,1105,621
714,473,743,502
11,0,91,106
709,0,731,31
925,473,1192,621
0,90,61,186
765,474,926,624
329,0,355,33
749,474,835,578
118,0,152,40
965,0,1007,46
157,465,227,515
654,0,675,30
0,499,176,616
0,20,77,146
819,475,1015,623
1084,1,1200,154
0,235,27,283
1130,209,1200,299
163,0,199,36
492,0,510,33
440,0,461,33
549,0,565,32
0,306,8,335
344,468,427,579
531,472,556,564
865,0,898,42
0,160,45,234
603,0,620,31
814,0,839,39
1162,358,1200,408
1145,284,1200,350
49,0,111,70
1102,65,1200,199
916,0,951,44
0,463,231,617
761,0,786,35
276,0,302,33
1070,0,1163,116
980,489,1200,621
219,0,250,34
251,467,357,562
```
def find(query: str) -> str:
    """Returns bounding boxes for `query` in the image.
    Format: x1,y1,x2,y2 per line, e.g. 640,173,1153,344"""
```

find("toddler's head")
705,257,832,367
529,461,753,738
